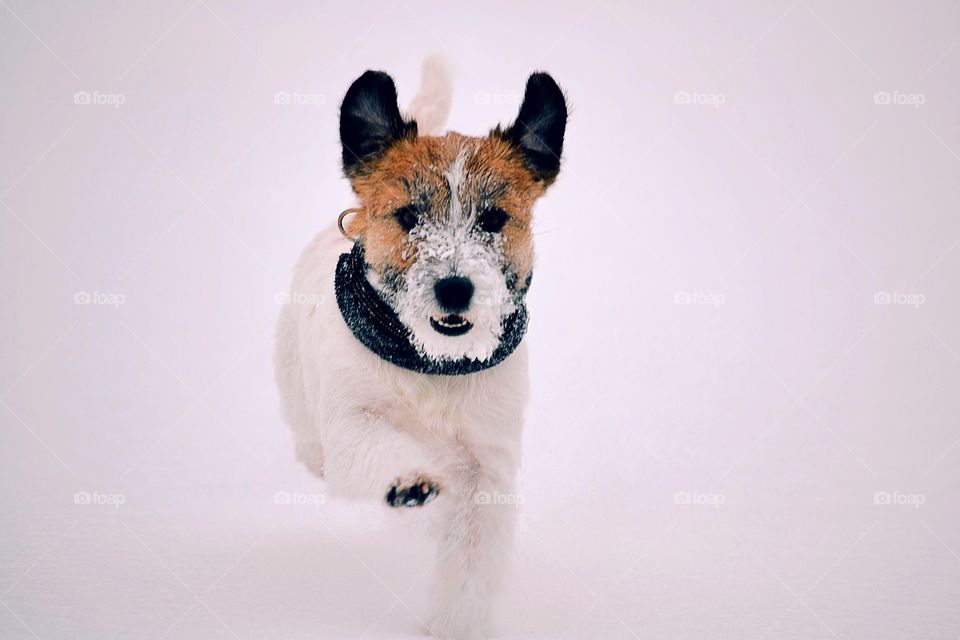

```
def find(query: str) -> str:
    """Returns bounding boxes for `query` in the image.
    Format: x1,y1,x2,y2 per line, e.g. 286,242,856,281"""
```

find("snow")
3,1,960,638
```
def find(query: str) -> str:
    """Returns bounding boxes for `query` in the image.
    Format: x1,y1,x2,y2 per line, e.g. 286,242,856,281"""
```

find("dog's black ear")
340,71,417,177
500,72,567,184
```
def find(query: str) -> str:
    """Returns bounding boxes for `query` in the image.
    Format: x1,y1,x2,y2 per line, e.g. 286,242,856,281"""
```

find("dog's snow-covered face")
340,71,567,362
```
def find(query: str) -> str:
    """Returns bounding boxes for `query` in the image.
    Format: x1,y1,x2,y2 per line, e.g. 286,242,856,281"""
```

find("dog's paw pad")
386,477,439,508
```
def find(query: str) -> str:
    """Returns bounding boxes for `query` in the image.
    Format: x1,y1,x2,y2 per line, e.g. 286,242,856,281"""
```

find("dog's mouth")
429,313,473,336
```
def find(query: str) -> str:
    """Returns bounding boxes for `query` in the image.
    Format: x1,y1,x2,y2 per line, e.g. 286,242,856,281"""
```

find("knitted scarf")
334,242,528,375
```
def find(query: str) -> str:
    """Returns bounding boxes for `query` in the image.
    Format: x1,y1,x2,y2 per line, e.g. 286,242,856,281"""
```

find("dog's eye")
394,205,419,231
477,208,508,233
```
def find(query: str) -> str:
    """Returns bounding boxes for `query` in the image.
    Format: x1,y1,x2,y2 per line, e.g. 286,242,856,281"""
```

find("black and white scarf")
334,242,528,376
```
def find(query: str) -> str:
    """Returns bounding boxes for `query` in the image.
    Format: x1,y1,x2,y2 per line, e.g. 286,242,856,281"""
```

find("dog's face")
340,71,567,362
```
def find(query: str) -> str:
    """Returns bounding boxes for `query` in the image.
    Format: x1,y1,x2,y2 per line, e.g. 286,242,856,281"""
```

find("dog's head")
340,70,567,363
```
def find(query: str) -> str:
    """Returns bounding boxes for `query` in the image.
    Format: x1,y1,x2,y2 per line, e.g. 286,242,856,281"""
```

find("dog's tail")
406,55,452,136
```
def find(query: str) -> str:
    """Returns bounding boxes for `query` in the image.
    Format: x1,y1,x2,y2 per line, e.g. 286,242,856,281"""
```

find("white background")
3,1,960,638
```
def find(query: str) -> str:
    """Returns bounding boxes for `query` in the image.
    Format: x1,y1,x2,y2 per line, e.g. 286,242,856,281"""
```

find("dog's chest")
383,371,486,437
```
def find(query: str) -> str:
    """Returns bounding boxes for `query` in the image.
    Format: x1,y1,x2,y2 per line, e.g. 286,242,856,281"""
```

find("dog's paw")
386,475,440,508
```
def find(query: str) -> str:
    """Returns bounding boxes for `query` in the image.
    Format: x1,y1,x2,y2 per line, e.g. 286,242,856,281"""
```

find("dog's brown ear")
340,71,417,178
499,73,567,184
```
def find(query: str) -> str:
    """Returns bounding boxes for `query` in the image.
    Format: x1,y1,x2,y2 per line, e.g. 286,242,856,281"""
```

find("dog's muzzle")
333,242,529,375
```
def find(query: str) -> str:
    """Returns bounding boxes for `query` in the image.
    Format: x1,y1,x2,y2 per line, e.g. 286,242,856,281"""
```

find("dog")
274,59,567,639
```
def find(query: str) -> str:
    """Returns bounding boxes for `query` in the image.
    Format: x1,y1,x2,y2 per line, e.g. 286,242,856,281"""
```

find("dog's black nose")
434,276,473,312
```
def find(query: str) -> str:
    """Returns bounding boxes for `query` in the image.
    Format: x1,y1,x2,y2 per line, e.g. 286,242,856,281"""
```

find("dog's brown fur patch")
346,132,544,282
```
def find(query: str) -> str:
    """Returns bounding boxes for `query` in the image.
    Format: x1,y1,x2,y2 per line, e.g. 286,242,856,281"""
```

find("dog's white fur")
405,56,453,136
274,228,527,638
274,65,528,640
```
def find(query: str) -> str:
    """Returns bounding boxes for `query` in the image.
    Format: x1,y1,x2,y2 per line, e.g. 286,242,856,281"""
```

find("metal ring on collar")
338,208,361,241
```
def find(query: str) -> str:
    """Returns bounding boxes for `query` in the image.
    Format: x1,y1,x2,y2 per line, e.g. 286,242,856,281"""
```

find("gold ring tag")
338,208,361,241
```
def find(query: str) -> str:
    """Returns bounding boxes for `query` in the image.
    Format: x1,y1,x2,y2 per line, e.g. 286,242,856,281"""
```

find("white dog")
274,60,567,639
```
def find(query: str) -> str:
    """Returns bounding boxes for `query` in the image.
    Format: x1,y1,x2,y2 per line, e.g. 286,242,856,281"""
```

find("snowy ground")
3,1,960,638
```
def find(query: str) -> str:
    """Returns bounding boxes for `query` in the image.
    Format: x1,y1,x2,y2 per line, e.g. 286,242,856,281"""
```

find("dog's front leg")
428,451,519,640
321,409,441,505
